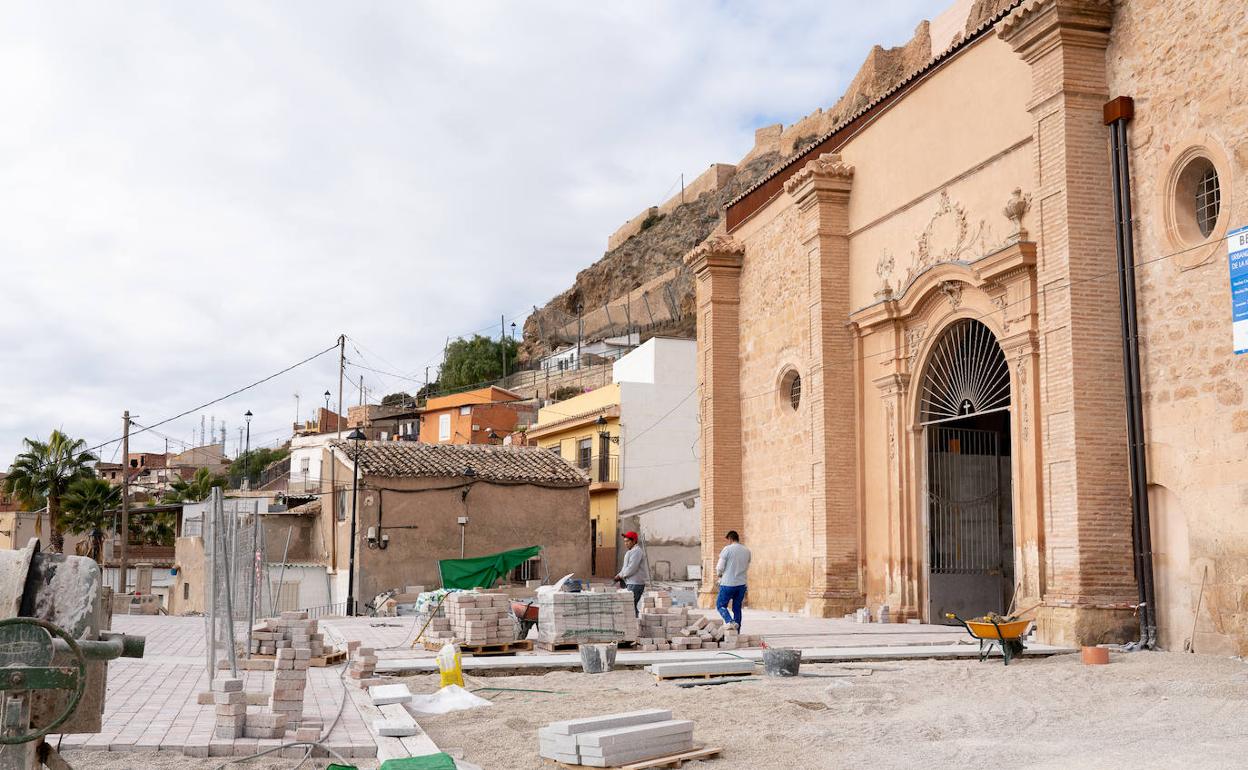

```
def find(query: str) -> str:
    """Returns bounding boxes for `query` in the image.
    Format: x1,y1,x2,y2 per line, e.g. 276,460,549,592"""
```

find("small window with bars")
1196,165,1220,238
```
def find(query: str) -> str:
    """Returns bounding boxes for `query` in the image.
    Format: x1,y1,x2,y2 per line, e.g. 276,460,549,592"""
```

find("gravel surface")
59,651,1248,769
412,651,1248,770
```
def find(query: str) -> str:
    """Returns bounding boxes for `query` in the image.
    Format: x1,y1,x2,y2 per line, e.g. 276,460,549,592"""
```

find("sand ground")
61,650,1248,770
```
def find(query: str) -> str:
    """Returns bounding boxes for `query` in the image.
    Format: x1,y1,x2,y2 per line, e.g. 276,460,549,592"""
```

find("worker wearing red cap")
614,531,649,616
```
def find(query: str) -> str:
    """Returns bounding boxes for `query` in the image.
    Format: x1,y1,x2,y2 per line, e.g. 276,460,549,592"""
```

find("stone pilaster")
685,236,745,608
1001,0,1138,645
785,154,864,617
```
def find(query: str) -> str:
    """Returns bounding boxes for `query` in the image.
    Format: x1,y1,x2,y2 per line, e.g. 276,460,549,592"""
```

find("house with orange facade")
418,386,537,445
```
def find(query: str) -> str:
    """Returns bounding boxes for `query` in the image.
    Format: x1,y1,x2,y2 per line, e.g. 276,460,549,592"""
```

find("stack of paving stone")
536,590,639,647
637,591,689,650
269,645,311,722
345,644,385,688
538,709,695,767
250,610,328,658
444,591,516,646
635,591,763,651
211,677,247,739
413,589,455,642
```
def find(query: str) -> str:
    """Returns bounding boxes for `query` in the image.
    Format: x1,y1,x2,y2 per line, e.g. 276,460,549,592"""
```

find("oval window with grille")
919,319,1010,425
779,369,801,411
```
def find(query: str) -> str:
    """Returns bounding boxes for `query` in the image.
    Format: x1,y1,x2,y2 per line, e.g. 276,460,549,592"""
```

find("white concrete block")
647,660,755,677
368,683,412,706
543,709,672,736
579,737,695,767
578,720,695,748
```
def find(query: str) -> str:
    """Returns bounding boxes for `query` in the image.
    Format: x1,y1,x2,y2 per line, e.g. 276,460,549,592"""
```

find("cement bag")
436,643,463,688
407,684,492,715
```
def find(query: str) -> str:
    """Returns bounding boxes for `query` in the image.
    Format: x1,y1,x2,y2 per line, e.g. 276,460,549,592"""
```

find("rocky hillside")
519,1,1009,364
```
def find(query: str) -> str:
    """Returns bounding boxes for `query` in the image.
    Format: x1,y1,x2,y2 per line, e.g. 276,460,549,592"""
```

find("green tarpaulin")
378,754,457,770
439,545,541,589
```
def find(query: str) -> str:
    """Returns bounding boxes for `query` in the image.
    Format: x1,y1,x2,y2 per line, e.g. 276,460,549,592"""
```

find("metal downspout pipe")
1105,96,1157,649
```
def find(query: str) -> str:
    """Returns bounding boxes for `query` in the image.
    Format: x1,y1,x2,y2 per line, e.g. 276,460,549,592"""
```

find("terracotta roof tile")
334,441,589,487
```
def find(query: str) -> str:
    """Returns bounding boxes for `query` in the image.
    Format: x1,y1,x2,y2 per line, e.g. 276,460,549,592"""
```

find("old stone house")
690,0,1247,650
326,442,591,602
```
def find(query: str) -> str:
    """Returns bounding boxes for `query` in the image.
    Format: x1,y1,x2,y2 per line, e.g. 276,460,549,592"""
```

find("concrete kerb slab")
376,643,1075,674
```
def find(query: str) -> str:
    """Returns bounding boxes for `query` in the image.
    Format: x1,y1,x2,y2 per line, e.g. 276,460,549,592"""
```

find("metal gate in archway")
919,319,1015,623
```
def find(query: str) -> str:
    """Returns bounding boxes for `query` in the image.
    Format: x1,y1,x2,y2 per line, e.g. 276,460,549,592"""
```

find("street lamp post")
346,427,367,616
244,409,256,658
243,410,252,489
323,390,331,418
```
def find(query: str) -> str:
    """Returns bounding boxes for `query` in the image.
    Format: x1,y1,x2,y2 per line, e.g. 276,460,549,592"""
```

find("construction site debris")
636,590,762,650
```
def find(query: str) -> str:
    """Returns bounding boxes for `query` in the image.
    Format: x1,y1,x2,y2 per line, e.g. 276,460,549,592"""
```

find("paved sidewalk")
51,609,1047,758
54,615,377,759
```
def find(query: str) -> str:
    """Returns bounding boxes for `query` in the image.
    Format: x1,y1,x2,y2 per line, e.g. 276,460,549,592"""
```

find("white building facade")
614,338,702,581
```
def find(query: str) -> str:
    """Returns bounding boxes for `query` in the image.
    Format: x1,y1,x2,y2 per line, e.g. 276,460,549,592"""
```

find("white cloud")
0,0,936,460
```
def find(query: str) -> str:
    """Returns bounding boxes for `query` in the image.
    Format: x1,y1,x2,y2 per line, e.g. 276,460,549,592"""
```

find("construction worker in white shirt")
715,530,751,630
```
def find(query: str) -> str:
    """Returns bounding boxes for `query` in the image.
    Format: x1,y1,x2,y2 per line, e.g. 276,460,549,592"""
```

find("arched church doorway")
919,318,1015,623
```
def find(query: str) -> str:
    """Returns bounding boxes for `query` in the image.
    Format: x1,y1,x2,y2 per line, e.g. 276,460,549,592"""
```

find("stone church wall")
1109,0,1248,654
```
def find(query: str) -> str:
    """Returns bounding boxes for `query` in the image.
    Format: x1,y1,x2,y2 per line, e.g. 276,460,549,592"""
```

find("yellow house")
527,384,621,579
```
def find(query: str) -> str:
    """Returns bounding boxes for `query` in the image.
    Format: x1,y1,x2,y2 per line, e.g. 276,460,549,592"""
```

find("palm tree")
162,467,226,503
129,508,178,547
3,431,97,552
62,476,120,562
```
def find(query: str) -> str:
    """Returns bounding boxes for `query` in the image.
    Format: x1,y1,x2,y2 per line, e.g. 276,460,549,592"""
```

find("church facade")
689,0,1248,649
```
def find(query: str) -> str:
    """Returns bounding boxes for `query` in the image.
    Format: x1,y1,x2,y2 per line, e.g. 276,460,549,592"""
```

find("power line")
13,342,339,476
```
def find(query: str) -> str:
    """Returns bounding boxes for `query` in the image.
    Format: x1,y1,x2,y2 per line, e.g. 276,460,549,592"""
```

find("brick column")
684,236,745,608
1001,0,1137,645
785,154,863,617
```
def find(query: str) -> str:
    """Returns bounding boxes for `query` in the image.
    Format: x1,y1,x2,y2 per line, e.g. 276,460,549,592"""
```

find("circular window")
1173,155,1222,245
779,369,801,411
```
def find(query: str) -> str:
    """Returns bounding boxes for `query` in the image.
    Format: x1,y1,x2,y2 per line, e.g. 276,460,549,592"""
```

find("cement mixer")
0,539,145,770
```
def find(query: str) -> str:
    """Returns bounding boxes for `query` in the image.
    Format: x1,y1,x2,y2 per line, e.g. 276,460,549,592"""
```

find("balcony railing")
579,454,620,486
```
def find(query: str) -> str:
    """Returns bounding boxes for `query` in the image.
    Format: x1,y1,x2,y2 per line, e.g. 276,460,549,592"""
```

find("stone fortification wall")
606,163,740,251
523,13,955,365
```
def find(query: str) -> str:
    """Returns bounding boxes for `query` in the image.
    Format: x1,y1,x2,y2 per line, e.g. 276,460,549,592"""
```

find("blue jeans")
716,584,747,628
627,584,645,617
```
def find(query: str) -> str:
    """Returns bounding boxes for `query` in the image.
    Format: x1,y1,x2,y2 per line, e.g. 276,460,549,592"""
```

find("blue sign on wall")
1230,225,1248,355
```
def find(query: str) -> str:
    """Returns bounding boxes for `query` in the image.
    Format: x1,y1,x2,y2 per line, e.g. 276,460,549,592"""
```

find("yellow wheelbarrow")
946,613,1033,666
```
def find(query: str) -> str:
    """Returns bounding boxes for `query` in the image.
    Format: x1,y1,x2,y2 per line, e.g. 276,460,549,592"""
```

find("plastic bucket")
763,647,802,677
578,643,618,674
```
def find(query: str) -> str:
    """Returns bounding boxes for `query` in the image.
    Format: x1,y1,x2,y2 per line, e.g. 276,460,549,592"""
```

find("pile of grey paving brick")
636,590,761,650
250,611,328,657
421,590,518,646
211,610,322,741
535,589,639,646
345,641,385,688
539,709,695,767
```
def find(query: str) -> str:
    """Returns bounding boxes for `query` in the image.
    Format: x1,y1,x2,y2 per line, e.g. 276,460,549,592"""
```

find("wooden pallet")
533,640,582,652
422,639,533,656
227,649,347,668
533,639,630,652
652,672,756,683
548,745,722,770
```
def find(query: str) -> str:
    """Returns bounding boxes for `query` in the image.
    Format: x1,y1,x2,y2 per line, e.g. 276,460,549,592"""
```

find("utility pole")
576,302,584,371
501,314,507,379
117,411,131,596
331,334,344,575
359,375,365,407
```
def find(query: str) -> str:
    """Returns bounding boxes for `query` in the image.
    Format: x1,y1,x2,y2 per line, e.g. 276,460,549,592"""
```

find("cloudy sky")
0,1,937,463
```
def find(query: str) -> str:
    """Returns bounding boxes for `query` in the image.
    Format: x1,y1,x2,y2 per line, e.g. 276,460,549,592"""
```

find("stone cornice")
999,0,1114,60
684,234,745,275
849,241,1037,332
784,153,854,200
